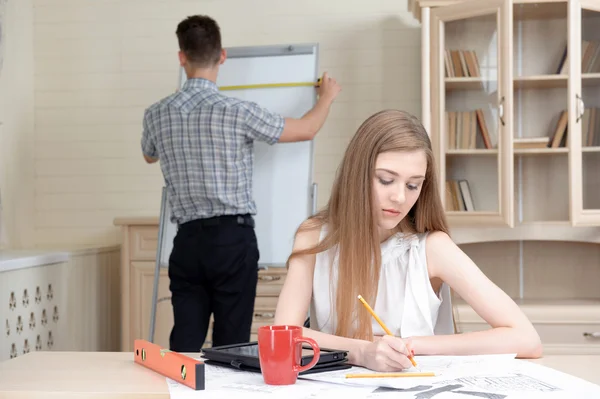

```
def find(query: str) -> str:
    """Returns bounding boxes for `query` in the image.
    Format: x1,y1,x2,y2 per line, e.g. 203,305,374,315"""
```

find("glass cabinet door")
569,0,600,226
513,2,570,227
430,0,513,227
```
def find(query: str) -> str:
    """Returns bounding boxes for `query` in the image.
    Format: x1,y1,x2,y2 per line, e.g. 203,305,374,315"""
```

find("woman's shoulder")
423,230,457,279
424,230,454,249
293,218,327,251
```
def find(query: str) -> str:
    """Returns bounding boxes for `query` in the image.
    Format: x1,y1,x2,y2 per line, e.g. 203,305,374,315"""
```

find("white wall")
0,0,35,249
30,0,422,247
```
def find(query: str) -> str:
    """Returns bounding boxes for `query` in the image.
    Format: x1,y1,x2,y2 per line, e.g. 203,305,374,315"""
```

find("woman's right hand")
358,335,414,372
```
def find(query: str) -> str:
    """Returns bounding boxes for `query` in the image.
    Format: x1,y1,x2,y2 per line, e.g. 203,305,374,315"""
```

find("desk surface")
0,352,598,398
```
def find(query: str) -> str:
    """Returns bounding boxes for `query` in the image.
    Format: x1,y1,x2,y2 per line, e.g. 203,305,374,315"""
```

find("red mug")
258,325,320,385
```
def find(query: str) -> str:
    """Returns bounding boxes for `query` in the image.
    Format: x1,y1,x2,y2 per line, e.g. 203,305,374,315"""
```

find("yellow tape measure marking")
218,79,320,91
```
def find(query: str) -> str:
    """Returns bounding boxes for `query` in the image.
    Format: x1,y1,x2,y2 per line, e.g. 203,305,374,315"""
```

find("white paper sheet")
300,354,600,398
299,354,518,389
166,355,600,399
166,361,373,399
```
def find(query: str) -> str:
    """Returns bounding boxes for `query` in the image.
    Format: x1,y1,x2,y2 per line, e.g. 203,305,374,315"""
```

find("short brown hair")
176,15,222,67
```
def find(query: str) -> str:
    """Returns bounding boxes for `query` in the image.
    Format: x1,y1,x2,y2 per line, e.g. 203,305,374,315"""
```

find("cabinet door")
130,261,174,350
569,0,600,226
431,0,514,227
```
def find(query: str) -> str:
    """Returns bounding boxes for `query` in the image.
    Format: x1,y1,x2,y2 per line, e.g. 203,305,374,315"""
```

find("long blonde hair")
287,110,451,340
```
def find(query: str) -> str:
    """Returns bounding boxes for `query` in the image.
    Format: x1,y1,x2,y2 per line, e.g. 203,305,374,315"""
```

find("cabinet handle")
576,94,585,123
498,96,505,126
258,275,281,282
254,312,275,319
583,332,600,339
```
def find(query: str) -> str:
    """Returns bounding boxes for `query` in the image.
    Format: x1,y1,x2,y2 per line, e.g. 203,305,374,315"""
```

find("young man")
141,15,341,352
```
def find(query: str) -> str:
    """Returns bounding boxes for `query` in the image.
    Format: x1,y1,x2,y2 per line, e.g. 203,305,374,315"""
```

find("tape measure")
218,78,321,91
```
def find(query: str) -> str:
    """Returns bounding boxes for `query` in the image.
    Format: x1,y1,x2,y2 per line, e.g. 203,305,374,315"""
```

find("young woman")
273,109,542,372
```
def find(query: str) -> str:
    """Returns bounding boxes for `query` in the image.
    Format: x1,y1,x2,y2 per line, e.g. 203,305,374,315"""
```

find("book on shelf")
548,110,568,148
513,137,549,149
445,109,493,149
445,179,475,212
555,40,600,74
582,107,599,147
445,49,480,78
544,107,599,148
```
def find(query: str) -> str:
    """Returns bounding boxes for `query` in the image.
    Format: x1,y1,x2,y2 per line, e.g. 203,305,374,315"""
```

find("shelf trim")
449,222,600,244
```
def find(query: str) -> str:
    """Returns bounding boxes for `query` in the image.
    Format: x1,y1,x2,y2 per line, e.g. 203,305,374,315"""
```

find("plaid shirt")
141,78,285,224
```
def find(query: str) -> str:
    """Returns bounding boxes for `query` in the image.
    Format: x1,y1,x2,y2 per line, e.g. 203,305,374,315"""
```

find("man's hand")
316,72,341,103
278,72,341,143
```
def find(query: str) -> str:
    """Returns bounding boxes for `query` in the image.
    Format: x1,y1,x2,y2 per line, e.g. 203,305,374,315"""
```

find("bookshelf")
410,0,600,228
410,0,600,354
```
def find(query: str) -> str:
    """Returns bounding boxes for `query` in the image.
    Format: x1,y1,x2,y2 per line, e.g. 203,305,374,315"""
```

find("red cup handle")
293,337,320,373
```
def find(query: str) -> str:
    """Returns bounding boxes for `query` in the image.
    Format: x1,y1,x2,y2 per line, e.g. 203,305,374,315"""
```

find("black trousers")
167,214,259,352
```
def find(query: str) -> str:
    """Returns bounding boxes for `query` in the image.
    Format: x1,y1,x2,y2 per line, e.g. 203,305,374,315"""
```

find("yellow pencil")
357,295,418,368
346,372,435,379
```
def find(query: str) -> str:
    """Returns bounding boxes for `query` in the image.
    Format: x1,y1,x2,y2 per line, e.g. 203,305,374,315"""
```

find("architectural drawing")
299,354,518,388
165,356,600,399
440,374,560,393
362,373,560,399
300,355,600,398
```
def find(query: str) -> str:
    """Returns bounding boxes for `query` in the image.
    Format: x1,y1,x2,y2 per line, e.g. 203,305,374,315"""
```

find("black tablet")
201,341,350,374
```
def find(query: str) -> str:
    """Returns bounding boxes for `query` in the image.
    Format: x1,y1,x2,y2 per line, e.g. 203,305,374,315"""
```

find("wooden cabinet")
114,217,286,351
431,0,514,227
456,300,600,354
408,1,600,355
410,0,600,229
0,248,121,362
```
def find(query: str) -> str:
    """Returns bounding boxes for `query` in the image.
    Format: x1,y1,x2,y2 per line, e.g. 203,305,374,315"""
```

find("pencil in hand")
357,294,418,368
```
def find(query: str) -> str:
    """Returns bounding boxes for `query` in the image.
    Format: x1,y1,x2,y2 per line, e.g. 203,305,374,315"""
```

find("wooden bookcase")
410,0,600,229
410,0,600,354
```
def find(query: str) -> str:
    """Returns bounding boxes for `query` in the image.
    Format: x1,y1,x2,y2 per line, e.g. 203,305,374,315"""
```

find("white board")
159,44,318,268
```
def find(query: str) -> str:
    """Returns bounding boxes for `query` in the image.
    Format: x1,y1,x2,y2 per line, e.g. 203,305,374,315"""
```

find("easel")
148,186,175,343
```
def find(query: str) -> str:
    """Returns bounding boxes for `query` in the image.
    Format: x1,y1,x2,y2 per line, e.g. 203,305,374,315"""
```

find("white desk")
0,351,598,398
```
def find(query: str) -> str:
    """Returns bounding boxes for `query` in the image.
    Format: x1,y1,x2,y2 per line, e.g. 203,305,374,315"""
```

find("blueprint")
166,355,600,399
300,354,600,398
299,354,519,390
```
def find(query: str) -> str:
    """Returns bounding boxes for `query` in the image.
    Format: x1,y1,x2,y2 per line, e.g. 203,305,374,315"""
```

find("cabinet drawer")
455,302,600,355
256,268,286,296
458,322,600,354
254,296,278,309
129,226,158,261
251,307,276,333
253,309,276,321
535,323,600,347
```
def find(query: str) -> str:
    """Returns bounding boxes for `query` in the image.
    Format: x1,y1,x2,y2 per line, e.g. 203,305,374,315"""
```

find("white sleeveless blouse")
309,227,455,338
